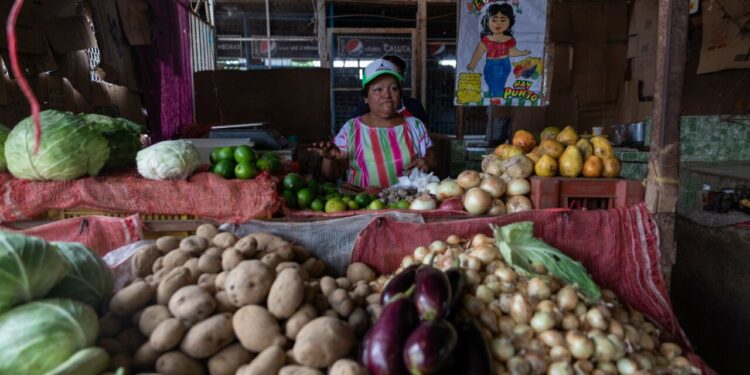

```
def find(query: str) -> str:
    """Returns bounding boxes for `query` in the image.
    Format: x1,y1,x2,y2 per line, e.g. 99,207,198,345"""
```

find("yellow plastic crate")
47,209,198,240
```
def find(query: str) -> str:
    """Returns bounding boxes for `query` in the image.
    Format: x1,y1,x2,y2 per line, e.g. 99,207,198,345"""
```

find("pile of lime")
280,173,386,213
209,145,282,179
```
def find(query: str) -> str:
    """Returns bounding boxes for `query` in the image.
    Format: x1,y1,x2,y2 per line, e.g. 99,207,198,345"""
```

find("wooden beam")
647,0,689,289
417,0,427,106
316,0,329,67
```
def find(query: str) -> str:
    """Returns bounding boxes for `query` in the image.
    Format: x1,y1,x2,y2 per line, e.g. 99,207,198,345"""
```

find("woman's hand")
307,141,342,159
406,157,430,172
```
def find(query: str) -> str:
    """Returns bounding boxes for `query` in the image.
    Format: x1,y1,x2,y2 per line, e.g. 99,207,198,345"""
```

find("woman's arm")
319,155,347,182
509,47,531,57
407,147,437,172
466,42,487,71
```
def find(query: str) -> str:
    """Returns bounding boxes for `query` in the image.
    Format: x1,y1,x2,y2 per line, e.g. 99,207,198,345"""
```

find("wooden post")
316,0,329,67
647,0,689,290
416,0,427,106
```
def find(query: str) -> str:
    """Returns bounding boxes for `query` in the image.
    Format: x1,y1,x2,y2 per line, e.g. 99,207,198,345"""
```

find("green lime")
256,158,270,172
354,193,372,207
210,148,223,164
310,198,324,212
341,196,352,204
215,146,236,162
234,145,257,164
347,201,360,210
267,158,283,174
262,152,280,161
397,200,411,209
323,182,338,195
306,179,321,197
297,188,314,209
325,198,347,213
283,173,305,192
367,199,386,210
325,193,340,202
212,160,236,179
281,190,298,209
234,162,257,180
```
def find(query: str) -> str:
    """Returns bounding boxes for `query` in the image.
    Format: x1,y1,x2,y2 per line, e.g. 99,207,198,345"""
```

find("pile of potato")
99,225,375,375
370,234,701,375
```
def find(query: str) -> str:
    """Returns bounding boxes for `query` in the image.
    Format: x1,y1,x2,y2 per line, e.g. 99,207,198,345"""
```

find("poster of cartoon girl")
467,3,530,97
454,0,548,107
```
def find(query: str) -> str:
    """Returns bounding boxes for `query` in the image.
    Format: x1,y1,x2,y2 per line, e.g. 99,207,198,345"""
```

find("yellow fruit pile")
511,126,622,178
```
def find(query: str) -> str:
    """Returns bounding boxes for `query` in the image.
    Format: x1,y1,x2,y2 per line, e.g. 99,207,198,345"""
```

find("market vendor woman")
309,59,436,188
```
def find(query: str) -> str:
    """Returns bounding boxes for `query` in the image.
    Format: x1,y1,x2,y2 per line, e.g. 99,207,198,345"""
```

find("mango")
494,144,525,160
556,126,580,146
512,130,537,153
540,126,561,141
535,155,558,177
538,140,565,159
559,145,583,178
602,156,621,178
576,139,594,160
591,136,613,159
582,155,603,177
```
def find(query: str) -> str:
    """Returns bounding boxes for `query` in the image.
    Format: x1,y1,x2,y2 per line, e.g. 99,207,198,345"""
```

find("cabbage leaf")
79,114,143,169
47,242,114,311
0,231,69,313
0,299,98,375
492,221,601,301
0,124,9,172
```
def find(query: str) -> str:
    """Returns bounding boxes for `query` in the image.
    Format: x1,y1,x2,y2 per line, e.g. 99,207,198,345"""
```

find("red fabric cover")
0,171,281,224
351,203,716,374
0,215,143,257
283,207,469,219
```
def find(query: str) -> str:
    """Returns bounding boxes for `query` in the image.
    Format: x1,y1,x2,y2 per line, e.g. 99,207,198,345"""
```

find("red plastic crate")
529,176,645,210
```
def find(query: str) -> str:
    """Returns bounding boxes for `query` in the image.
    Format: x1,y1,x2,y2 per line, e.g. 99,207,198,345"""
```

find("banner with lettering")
454,0,549,107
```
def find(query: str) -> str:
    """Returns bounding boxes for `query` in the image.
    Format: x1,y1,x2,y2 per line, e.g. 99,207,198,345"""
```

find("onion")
463,187,493,215
507,178,531,196
510,293,531,324
457,170,482,189
436,179,464,201
504,155,534,178
482,154,505,176
530,311,555,332
409,193,437,210
426,181,440,196
566,331,594,359
479,175,506,198
506,195,533,213
487,199,507,216
492,338,515,361
437,197,464,211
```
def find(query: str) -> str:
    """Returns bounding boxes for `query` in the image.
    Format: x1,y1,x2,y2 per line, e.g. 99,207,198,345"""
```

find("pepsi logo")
345,39,364,56
258,40,278,55
429,43,446,57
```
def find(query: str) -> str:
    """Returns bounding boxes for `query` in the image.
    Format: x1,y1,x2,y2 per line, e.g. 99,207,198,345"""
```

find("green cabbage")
79,114,143,169
0,299,99,375
4,110,110,180
0,124,9,172
0,231,69,313
136,139,201,180
46,242,114,311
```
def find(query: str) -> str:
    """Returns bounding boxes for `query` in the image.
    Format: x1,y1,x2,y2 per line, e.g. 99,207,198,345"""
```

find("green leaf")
492,222,601,301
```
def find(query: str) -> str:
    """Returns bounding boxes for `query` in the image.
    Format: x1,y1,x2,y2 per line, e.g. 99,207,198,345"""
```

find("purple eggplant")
403,320,458,375
449,318,493,375
444,268,466,318
361,297,419,375
381,264,419,305
414,265,452,321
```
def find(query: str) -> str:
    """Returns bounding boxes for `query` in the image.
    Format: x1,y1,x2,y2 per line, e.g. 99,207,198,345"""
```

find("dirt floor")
672,216,750,373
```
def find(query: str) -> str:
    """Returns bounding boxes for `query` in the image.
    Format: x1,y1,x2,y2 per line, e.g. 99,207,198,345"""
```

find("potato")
237,345,286,375
268,268,305,319
285,304,318,340
215,271,228,291
197,273,217,294
184,257,202,281
116,327,147,353
314,294,330,313
97,337,126,355
152,256,164,273
157,267,192,305
180,313,235,358
139,305,172,336
234,235,258,257
179,235,210,255
204,246,223,257
329,359,368,375
302,258,325,278
346,263,376,283
133,342,161,370
276,261,300,273
149,269,167,288
260,252,283,270
225,260,274,307
274,245,295,261
366,304,382,321
215,291,237,313
319,276,337,297
348,307,369,338
350,283,371,306
292,245,311,262
150,318,188,351
208,343,254,375
168,285,216,325
279,365,324,375
212,232,238,249
156,236,181,253
156,351,206,375
233,305,284,352
365,293,381,306
328,289,354,317
221,248,244,271
323,309,339,318
162,250,191,270
132,245,162,278
335,278,352,291
293,317,354,368
199,253,222,274
196,223,219,239
99,314,123,338
110,280,155,317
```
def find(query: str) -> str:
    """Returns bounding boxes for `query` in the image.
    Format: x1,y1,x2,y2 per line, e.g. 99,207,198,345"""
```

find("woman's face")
366,75,401,117
489,13,510,34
